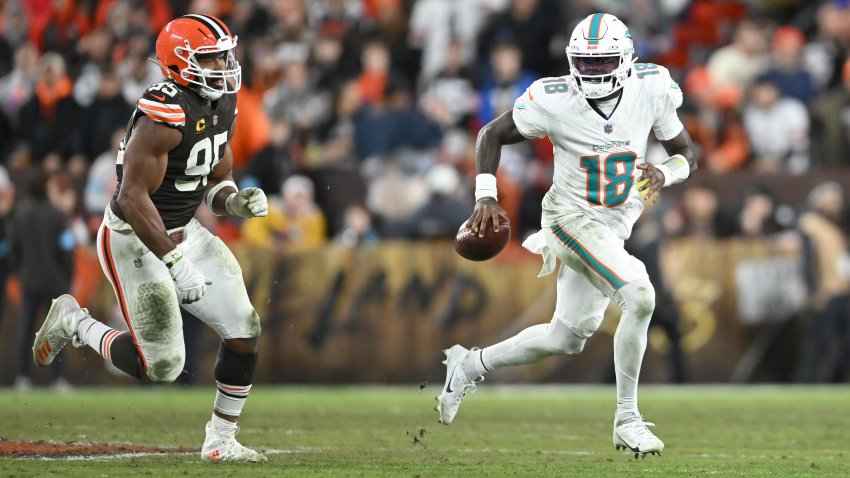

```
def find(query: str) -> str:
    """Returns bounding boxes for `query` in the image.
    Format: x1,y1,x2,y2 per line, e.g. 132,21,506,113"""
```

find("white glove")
226,187,268,218
163,251,211,304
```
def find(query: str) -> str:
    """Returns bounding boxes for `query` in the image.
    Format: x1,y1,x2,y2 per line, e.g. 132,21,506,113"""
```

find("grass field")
1,385,848,477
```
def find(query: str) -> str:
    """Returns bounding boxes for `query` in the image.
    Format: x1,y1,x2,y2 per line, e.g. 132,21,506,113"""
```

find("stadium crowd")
1,0,850,387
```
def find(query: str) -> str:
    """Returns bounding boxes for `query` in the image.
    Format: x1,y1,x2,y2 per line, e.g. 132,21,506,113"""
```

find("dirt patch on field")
0,438,196,458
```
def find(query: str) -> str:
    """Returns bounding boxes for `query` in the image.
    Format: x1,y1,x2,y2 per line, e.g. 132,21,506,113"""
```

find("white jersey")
512,63,684,240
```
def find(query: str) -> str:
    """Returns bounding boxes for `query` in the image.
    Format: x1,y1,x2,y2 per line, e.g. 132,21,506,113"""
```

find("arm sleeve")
512,81,551,139
652,67,685,141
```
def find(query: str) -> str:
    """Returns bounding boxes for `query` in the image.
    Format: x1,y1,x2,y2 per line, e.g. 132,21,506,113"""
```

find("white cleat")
613,415,664,458
32,294,87,367
435,345,482,425
202,421,268,463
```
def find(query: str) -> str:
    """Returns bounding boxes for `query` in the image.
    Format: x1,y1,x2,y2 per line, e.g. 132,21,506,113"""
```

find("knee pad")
146,351,186,383
616,279,656,318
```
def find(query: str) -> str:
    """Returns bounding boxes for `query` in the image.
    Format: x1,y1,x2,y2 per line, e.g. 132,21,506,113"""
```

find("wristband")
475,173,498,202
161,249,183,269
656,154,690,187
206,180,237,215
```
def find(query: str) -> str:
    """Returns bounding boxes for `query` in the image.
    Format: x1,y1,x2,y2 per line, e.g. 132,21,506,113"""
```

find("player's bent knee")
246,309,262,338
617,279,656,319
560,333,587,355
543,322,586,355
145,352,186,383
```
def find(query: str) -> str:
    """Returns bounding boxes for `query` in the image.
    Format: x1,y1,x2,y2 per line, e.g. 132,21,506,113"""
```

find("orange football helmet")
155,14,241,100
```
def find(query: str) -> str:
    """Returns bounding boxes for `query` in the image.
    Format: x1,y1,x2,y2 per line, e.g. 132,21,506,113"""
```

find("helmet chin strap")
199,87,223,101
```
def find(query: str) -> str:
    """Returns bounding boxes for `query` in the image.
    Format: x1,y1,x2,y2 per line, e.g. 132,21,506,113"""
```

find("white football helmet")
567,13,634,99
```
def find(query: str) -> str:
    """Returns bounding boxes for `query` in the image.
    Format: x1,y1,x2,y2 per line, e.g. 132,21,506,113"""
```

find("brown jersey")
110,81,237,229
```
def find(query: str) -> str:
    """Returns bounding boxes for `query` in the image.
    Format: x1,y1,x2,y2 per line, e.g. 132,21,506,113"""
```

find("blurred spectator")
0,165,13,321
805,2,850,89
78,70,132,160
478,41,534,124
310,28,349,92
680,66,749,173
736,185,783,237
0,42,38,121
26,0,89,58
241,174,327,252
419,39,480,130
92,0,171,37
229,78,271,170
353,77,442,161
116,52,161,105
706,20,769,94
810,58,850,166
83,128,121,230
665,181,734,239
0,1,30,77
264,60,332,139
16,52,80,166
71,28,114,108
357,41,393,105
477,0,561,77
311,80,361,167
796,181,850,383
336,204,380,247
364,0,420,82
408,0,505,82
762,26,819,105
405,163,471,239
241,117,297,194
308,0,363,30
366,155,430,237
10,172,75,391
270,0,312,67
743,76,810,174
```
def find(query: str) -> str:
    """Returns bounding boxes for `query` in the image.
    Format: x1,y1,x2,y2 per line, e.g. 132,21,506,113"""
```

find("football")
454,218,511,261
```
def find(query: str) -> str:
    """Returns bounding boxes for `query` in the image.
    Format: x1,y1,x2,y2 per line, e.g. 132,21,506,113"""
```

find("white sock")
211,412,237,431
213,381,252,418
78,317,122,363
461,348,489,378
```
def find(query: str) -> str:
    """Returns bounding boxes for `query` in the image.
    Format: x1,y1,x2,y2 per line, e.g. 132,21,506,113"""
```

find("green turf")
1,385,848,477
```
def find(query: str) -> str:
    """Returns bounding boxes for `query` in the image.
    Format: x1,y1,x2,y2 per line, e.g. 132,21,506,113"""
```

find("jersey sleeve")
512,80,551,139
651,66,684,141
137,86,186,128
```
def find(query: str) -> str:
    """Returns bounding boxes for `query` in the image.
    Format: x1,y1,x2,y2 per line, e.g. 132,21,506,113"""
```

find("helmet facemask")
174,36,241,101
568,51,632,99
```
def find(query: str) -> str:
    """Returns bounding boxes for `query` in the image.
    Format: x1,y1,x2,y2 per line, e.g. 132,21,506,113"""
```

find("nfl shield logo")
213,115,218,126
604,123,613,134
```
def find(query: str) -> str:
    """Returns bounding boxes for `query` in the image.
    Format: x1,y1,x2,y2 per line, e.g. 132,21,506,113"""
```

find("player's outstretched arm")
205,143,268,218
636,128,698,205
470,111,526,236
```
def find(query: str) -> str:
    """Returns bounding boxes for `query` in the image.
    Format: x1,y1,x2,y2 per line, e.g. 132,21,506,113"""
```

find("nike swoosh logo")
528,89,534,101
151,93,166,101
445,367,456,393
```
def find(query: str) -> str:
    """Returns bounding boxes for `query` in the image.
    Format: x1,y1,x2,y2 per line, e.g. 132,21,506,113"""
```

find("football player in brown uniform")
33,14,269,462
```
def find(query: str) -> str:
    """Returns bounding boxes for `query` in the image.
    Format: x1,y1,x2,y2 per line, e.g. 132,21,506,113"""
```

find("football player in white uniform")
436,13,696,458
